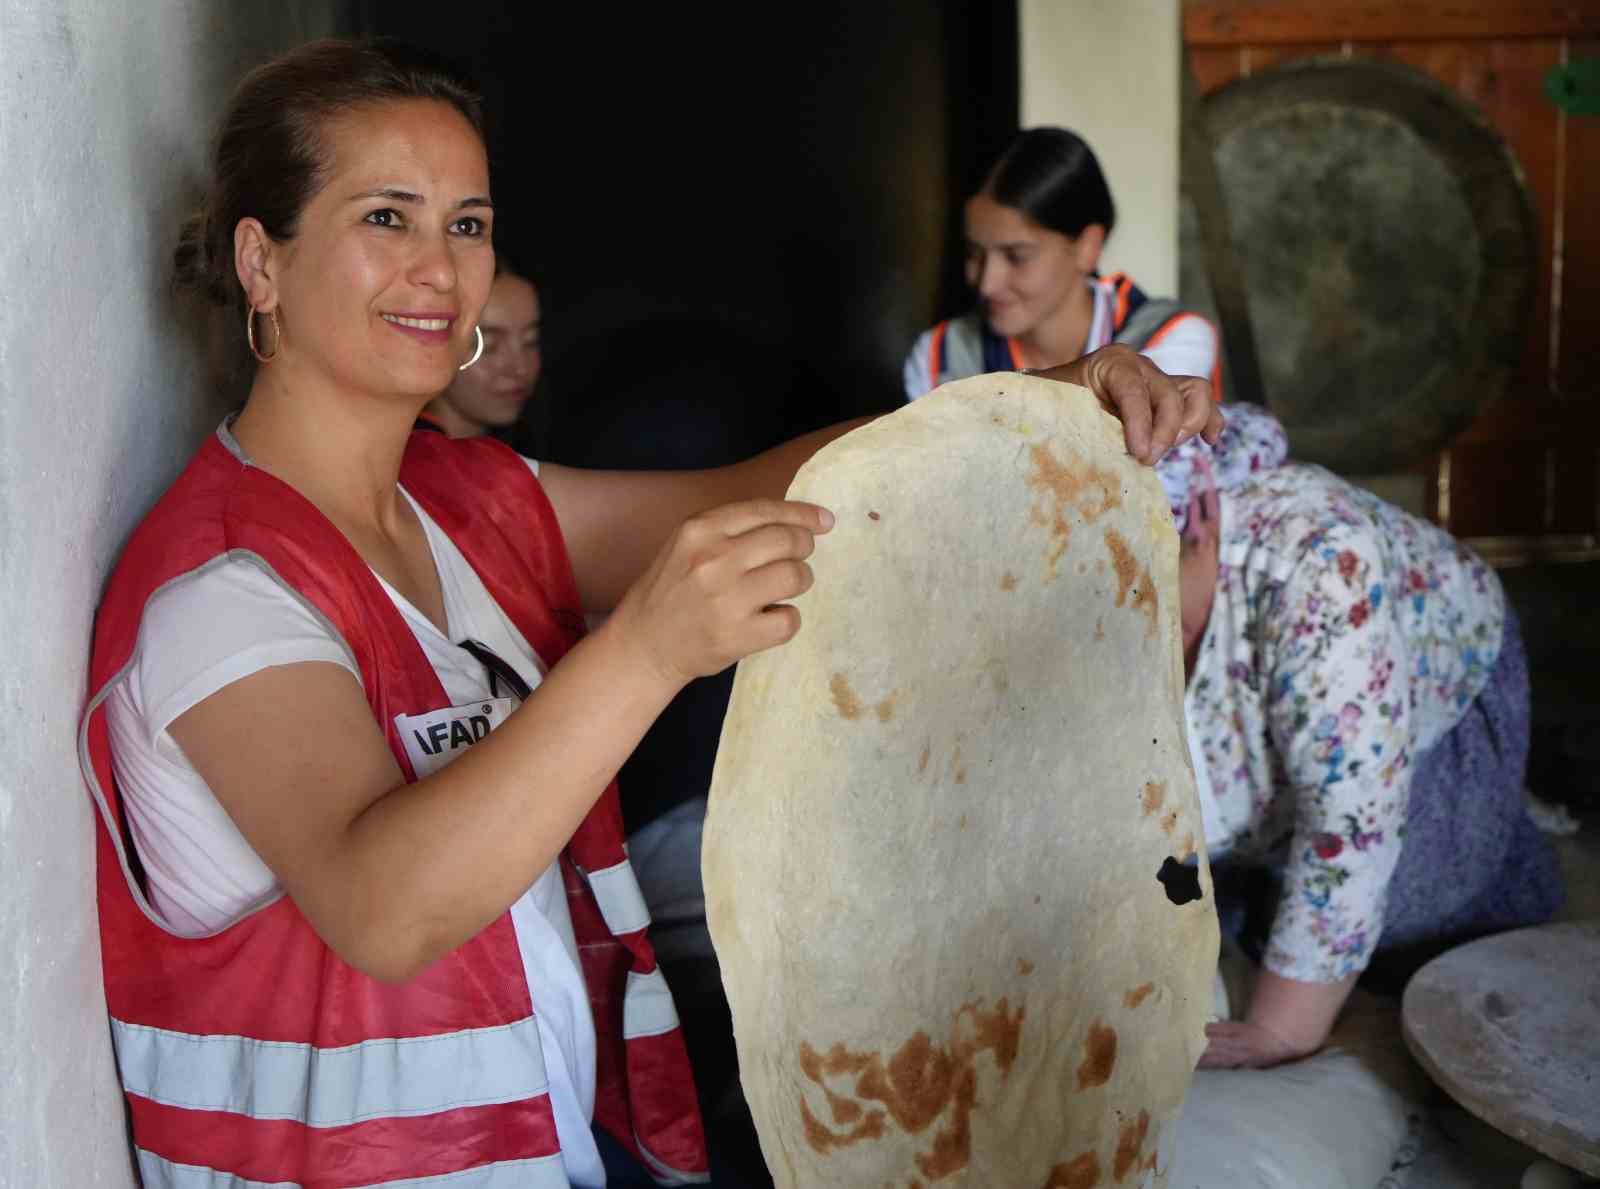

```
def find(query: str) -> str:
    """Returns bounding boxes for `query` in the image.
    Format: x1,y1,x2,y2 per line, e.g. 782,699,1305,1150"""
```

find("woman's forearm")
543,417,875,615
1247,968,1359,1054
324,621,683,980
713,417,877,504
326,492,831,979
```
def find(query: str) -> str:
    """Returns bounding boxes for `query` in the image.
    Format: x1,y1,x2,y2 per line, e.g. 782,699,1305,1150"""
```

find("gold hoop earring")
246,306,281,363
458,325,485,372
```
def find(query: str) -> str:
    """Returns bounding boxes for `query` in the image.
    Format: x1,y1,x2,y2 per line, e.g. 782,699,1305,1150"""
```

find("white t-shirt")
901,275,1218,398
105,483,606,1188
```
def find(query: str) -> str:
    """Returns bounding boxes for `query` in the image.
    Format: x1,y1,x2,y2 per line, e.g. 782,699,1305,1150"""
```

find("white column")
0,2,340,1184
1019,0,1182,296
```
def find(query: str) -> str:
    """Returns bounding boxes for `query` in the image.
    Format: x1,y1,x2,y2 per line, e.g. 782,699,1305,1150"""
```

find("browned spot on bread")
799,1096,830,1151
1130,568,1159,638
827,1046,873,1079
876,694,897,722
1104,529,1139,607
799,1039,823,1081
796,1000,1024,1176
1141,781,1165,816
801,1040,872,1081
1028,444,1123,518
1017,958,1035,976
1181,832,1196,860
864,1014,989,1129
830,1091,864,1125
1076,1021,1117,1089
959,814,969,830
868,510,881,521
853,1029,958,1134
1113,1110,1150,1182
1140,1149,1159,1173
1094,618,1105,641
830,673,863,720
1042,1151,1101,1189
1103,530,1161,638
969,998,1024,1076
913,1066,976,1181
918,742,931,774
800,1094,887,1154
952,745,966,784
1160,810,1178,836
1026,445,1124,577
999,571,1018,591
1124,983,1155,1009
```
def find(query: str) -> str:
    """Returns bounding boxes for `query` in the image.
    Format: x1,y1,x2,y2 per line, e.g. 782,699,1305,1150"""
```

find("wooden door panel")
1184,5,1599,555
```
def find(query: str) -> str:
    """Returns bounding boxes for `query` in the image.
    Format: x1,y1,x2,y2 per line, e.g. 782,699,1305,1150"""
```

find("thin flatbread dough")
703,375,1219,1188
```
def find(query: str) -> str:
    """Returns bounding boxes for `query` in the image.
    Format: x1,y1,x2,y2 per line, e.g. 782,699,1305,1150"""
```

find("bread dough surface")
704,375,1219,1187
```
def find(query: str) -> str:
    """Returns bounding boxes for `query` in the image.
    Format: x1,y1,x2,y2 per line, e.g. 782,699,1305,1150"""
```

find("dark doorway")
358,2,1017,439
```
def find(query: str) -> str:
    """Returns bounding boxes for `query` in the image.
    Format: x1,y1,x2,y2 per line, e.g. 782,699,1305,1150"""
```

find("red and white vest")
79,427,709,1187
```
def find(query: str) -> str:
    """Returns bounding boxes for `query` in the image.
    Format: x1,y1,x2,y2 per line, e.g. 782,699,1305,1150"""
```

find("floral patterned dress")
1186,464,1505,983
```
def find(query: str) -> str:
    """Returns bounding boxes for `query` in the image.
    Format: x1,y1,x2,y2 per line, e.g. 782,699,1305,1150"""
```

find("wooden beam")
1184,1,1600,46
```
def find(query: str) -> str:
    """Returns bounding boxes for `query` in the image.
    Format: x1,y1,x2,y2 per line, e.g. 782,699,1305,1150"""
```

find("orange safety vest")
929,273,1223,399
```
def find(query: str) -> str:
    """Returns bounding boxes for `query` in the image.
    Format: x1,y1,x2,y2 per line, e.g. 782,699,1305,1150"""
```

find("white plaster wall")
0,3,340,1183
1019,0,1181,296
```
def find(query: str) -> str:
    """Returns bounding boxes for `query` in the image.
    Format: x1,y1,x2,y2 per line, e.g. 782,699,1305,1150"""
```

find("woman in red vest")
79,39,1220,1188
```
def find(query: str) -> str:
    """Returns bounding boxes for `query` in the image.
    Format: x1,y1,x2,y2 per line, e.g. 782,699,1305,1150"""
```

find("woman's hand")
1198,967,1359,1069
608,498,834,687
1197,1019,1312,1069
1034,344,1222,464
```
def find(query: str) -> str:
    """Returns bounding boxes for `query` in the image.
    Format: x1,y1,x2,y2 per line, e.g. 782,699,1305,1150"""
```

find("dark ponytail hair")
173,38,484,315
980,127,1116,240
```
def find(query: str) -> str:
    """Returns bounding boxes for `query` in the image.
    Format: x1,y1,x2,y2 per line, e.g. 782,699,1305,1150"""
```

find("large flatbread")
703,375,1219,1188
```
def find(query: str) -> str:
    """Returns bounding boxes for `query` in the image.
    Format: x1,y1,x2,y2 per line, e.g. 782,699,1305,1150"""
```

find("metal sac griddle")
1195,58,1536,473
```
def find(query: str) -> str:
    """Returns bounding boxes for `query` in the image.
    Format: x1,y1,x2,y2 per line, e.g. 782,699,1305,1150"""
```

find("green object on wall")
1546,60,1600,115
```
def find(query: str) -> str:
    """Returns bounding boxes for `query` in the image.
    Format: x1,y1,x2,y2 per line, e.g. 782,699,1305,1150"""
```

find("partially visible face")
1179,498,1221,674
436,273,542,433
266,98,495,401
963,192,1089,339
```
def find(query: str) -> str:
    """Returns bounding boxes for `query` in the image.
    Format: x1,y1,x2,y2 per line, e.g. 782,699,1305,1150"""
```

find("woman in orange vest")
906,126,1287,534
79,40,1220,1188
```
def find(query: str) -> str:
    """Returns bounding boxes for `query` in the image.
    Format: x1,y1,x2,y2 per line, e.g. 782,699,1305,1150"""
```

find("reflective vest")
79,426,708,1187
928,273,1223,397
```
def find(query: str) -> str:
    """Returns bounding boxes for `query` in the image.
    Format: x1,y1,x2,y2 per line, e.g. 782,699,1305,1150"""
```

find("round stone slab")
1402,921,1600,1176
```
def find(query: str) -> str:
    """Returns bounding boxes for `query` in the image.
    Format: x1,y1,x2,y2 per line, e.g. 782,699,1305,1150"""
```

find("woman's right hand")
608,498,835,686
1035,344,1222,464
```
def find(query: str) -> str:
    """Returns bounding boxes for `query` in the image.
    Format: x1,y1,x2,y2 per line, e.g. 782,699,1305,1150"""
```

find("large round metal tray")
1203,58,1536,472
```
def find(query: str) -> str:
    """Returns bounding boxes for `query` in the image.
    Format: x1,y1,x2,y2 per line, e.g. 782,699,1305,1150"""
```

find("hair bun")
172,207,232,307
